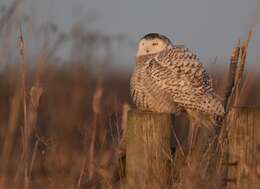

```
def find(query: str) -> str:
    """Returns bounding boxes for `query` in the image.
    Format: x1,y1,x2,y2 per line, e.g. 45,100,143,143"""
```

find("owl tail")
186,109,224,148
186,109,223,129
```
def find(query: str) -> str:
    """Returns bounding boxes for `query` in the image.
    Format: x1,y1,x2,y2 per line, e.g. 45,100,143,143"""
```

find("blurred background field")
0,0,260,188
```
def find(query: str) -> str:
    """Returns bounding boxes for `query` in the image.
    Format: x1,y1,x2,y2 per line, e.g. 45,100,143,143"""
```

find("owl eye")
152,42,158,46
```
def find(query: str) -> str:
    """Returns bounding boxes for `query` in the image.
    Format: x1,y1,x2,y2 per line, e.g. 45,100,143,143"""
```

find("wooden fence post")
126,111,172,189
225,108,260,189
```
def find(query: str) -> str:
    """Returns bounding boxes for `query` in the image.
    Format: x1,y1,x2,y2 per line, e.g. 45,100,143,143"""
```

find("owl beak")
146,49,150,53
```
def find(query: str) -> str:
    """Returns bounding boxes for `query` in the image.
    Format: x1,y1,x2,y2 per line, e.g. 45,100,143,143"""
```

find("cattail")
223,40,240,112
234,31,252,105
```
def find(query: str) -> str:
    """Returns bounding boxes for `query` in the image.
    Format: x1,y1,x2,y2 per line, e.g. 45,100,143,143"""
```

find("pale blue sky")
3,0,260,69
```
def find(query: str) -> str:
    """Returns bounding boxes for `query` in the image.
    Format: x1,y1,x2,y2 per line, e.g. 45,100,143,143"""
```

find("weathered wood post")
225,108,260,189
126,111,172,189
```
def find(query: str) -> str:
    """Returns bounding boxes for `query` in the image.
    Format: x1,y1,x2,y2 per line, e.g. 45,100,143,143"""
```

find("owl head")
136,33,172,57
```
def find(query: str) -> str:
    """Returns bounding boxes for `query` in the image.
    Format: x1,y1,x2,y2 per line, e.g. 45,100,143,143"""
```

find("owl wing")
144,48,224,116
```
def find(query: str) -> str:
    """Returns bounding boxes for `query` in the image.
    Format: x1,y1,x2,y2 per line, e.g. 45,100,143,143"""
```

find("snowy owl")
130,33,225,143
